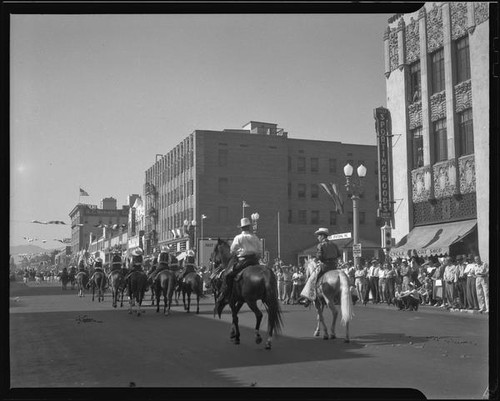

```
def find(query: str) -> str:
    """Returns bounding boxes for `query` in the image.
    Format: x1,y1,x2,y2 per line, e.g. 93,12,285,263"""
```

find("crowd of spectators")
271,252,489,314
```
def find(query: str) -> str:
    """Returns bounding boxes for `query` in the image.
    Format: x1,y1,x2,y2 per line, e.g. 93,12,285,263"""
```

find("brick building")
385,2,489,260
143,121,380,265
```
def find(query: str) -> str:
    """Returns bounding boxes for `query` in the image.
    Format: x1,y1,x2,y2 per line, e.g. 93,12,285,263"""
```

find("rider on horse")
214,217,262,315
124,248,144,281
299,227,341,307
89,258,106,284
178,249,197,284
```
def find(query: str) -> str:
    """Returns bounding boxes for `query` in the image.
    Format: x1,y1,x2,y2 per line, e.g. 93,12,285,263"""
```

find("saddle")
234,264,263,282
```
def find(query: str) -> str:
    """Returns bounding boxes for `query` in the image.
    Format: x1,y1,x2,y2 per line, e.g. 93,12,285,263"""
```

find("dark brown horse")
154,269,177,315
75,271,89,297
211,239,283,349
179,271,203,314
126,270,149,316
60,268,70,290
109,253,126,308
89,270,106,302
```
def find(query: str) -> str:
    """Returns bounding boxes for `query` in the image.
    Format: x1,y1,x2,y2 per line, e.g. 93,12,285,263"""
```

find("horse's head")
212,238,231,268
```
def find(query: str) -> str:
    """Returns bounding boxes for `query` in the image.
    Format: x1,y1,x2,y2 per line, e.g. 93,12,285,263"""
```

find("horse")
89,269,106,302
209,260,225,302
211,239,283,350
109,253,126,308
126,270,149,316
153,269,178,315
69,267,77,290
75,271,89,297
303,259,354,342
179,271,203,314
60,269,70,290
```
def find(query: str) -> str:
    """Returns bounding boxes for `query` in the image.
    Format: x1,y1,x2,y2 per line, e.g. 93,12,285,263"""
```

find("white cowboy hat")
131,248,143,257
314,227,329,236
238,217,252,228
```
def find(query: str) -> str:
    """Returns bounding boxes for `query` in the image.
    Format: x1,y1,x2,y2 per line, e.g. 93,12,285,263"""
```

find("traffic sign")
353,243,362,257
327,232,352,241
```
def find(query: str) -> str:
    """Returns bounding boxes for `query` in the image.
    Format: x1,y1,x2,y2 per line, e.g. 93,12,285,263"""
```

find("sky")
10,10,399,251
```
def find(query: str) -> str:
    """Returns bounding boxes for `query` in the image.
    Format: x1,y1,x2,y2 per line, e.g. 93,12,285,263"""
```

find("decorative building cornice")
455,80,472,113
430,91,446,122
433,160,458,199
427,3,444,53
412,165,432,203
474,2,489,26
397,17,405,33
383,26,390,41
418,7,426,21
408,101,422,130
451,2,468,41
389,28,399,72
459,154,476,194
405,17,420,64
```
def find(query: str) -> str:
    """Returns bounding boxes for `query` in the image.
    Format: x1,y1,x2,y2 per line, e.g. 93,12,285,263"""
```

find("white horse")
303,259,354,342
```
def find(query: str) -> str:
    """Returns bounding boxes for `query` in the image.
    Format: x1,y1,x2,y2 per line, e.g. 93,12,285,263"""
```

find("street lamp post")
251,212,260,234
200,214,207,267
344,163,367,267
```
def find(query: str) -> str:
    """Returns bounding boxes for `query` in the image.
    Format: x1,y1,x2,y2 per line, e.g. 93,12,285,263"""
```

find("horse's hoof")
255,335,262,344
323,335,329,340
234,339,240,345
344,339,350,343
330,334,337,340
314,331,320,337
265,343,272,350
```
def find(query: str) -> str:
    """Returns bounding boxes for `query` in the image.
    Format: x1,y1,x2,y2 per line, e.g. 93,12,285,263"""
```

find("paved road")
9,281,490,398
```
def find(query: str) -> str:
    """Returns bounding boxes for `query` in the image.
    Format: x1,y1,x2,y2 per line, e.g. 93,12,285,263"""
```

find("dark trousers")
456,278,467,308
364,277,379,304
386,277,396,304
466,276,479,309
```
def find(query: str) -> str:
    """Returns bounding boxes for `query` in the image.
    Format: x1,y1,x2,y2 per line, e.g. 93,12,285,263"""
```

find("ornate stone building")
386,2,489,261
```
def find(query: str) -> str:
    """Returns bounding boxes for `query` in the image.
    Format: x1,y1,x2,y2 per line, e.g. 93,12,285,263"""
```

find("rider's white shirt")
230,231,262,258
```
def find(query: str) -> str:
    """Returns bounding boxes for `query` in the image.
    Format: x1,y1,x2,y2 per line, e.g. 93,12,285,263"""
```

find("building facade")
69,197,131,259
385,2,489,260
144,121,381,265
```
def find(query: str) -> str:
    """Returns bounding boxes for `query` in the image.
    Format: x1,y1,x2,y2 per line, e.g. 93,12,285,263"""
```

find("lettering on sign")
374,107,393,220
327,232,352,241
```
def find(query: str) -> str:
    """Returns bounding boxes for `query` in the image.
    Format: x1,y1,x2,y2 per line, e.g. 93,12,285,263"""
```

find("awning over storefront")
390,220,477,258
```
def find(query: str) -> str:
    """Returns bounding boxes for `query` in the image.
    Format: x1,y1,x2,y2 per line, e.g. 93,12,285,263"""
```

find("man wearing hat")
88,257,107,287
299,227,341,307
124,248,144,281
214,217,262,315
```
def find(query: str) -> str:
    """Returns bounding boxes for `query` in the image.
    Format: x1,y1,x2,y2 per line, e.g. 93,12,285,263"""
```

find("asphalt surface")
8,280,491,399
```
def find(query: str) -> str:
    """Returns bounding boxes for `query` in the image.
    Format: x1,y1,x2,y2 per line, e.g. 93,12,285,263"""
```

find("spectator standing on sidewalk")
473,255,489,313
378,263,387,303
282,265,293,304
464,255,479,310
354,263,367,304
291,266,303,304
400,259,411,292
443,257,458,309
276,266,284,301
385,262,397,305
365,259,380,304
431,259,445,306
455,255,467,309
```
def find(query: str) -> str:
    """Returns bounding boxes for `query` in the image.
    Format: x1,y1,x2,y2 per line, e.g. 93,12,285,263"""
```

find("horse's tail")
264,269,283,335
339,271,354,326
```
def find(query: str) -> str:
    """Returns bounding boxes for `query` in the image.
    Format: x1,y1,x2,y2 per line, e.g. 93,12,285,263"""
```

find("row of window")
147,151,194,187
287,210,370,225
159,208,194,238
288,183,377,201
156,180,195,208
410,108,474,169
409,36,470,103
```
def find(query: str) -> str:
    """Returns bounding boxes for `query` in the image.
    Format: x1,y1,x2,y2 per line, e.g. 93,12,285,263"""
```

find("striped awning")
389,220,477,258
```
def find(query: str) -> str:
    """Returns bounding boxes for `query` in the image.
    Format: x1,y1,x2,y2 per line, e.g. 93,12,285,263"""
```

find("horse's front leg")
247,301,263,345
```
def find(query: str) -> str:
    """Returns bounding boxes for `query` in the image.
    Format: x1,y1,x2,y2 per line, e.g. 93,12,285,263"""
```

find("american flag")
79,188,89,196
242,201,250,207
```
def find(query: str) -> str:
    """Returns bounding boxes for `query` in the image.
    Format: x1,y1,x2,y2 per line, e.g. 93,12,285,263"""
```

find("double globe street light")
344,163,367,266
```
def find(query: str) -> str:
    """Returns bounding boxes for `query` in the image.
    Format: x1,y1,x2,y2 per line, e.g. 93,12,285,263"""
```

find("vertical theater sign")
374,106,394,225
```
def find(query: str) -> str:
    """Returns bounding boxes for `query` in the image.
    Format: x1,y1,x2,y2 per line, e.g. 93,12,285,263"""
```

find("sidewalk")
357,300,489,319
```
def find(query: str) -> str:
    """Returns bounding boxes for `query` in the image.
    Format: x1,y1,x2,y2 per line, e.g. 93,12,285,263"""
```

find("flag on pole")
201,214,207,219
79,188,89,196
320,182,344,215
242,201,250,207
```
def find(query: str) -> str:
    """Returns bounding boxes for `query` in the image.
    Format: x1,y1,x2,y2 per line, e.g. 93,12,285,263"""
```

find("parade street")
9,281,489,399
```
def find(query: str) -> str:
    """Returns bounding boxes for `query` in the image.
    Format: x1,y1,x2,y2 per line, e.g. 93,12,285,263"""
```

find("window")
411,127,424,169
458,109,474,156
288,182,292,199
409,61,421,102
329,158,337,174
311,210,320,225
297,157,306,173
456,36,471,83
431,49,445,94
298,210,307,224
360,212,366,225
310,158,319,173
433,119,448,162
218,177,228,195
288,209,293,224
298,183,306,199
330,211,337,226
218,149,228,167
218,206,228,223
311,184,319,199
